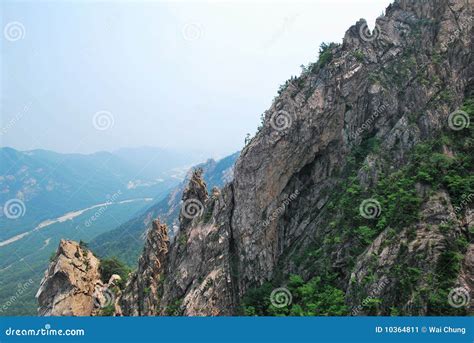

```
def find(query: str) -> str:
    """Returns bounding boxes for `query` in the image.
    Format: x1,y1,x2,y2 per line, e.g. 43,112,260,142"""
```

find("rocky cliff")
120,219,169,316
38,0,473,316
89,152,239,266
36,240,120,316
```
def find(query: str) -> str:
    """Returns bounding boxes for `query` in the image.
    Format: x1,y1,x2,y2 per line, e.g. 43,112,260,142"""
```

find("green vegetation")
381,52,419,87
242,274,347,316
79,240,89,251
165,299,183,316
98,304,115,316
242,95,473,316
178,233,187,245
317,42,336,67
0,200,149,315
423,98,472,315
300,42,340,75
277,76,298,96
99,257,131,289
426,247,465,315
352,50,365,62
90,152,240,267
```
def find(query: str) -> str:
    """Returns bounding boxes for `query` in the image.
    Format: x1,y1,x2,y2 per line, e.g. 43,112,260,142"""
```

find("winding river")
0,198,152,248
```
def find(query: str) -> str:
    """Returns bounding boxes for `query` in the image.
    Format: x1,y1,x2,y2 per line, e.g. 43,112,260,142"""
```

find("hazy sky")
1,0,387,159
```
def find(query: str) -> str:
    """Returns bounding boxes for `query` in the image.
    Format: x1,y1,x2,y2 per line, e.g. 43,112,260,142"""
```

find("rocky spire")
37,0,473,317
179,168,209,229
120,219,170,316
36,240,103,316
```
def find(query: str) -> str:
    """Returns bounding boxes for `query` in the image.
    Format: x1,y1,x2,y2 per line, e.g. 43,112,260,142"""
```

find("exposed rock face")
150,0,473,315
156,0,473,316
38,0,473,316
36,240,103,316
458,207,474,308
230,0,473,297
120,220,169,316
346,190,469,314
159,170,235,315
37,240,127,316
90,152,239,266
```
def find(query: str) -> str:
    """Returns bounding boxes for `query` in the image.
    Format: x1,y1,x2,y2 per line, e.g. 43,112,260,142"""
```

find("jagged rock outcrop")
346,190,472,314
36,240,103,316
117,171,234,316
120,219,169,315
90,152,239,266
231,0,472,296
38,0,473,316
37,239,125,316
158,169,235,315
156,0,473,315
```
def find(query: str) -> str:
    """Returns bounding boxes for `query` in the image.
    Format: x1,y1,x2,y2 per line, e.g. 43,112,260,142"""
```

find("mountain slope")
0,147,185,241
89,152,239,265
38,0,473,316
0,146,193,316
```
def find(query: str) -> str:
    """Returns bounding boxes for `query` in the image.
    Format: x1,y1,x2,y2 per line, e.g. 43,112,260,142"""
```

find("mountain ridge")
89,152,240,265
37,0,473,316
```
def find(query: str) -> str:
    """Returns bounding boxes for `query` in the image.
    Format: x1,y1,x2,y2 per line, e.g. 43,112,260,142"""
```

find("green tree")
99,257,131,288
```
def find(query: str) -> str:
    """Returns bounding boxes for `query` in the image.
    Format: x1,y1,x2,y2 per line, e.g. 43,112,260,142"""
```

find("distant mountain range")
0,146,200,241
112,146,207,180
36,0,474,318
90,152,240,266
0,146,217,315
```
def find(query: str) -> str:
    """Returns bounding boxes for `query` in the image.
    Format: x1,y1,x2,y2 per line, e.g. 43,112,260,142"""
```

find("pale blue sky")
1,0,387,159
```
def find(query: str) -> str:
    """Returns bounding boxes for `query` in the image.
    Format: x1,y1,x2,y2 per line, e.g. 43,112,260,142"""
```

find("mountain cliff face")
36,240,120,316
120,220,169,316
89,152,239,266
37,0,473,316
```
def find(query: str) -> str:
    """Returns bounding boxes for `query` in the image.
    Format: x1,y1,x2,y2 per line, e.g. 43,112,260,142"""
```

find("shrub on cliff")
99,257,131,289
